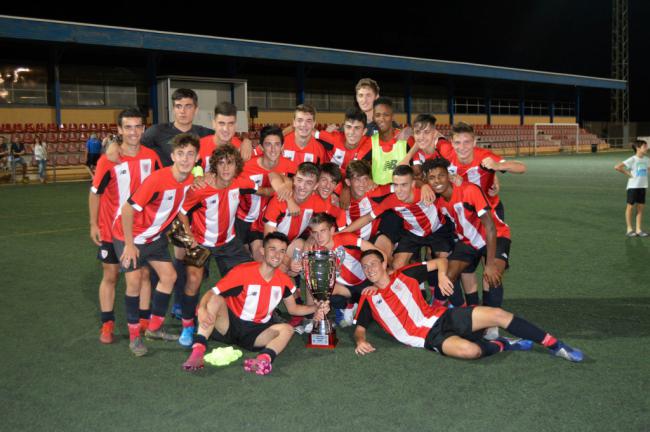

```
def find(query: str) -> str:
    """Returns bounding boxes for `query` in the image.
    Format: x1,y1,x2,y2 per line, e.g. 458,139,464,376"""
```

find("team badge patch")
101,249,108,259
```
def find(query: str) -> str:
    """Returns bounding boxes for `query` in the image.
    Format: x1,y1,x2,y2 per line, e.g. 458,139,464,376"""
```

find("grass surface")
1,152,648,432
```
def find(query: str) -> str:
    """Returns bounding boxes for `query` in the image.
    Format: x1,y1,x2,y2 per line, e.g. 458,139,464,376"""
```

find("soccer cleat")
179,326,195,348
243,357,272,375
339,306,356,328
549,341,584,362
129,337,148,357
626,231,637,237
99,321,114,344
483,326,499,340
171,303,183,320
636,231,649,238
145,327,179,341
182,349,205,371
334,308,345,326
495,337,533,351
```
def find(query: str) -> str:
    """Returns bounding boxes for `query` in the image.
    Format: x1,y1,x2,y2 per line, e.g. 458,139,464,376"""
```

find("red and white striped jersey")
282,132,327,165
91,147,161,242
113,167,194,244
261,193,328,241
315,130,372,173
436,183,510,250
237,156,297,223
412,136,450,166
371,187,444,237
181,176,257,247
354,264,447,348
197,135,244,172
212,261,296,324
336,185,392,240
438,142,503,207
331,232,367,287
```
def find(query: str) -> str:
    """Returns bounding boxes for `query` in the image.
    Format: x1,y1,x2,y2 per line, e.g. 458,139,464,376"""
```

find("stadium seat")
109,124,118,133
68,132,79,143
80,153,87,164
25,123,35,133
58,124,67,132
56,143,68,153
68,154,80,165
1,123,12,133
58,133,69,144
47,123,58,132
24,144,34,154
23,133,35,145
46,132,59,144
79,123,88,132
13,124,24,133
99,123,108,132
35,123,46,133
68,123,78,132
89,123,99,132
79,132,89,142
55,155,69,166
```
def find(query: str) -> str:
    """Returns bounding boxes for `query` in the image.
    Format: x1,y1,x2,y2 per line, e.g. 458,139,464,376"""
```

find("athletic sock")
139,309,151,320
330,295,348,310
127,323,141,342
506,316,557,347
465,292,479,306
100,311,115,324
258,348,277,363
486,285,504,308
476,339,504,357
482,290,490,306
448,279,466,307
151,291,172,318
172,258,187,306
125,295,140,325
194,334,208,349
181,294,199,320
182,318,195,329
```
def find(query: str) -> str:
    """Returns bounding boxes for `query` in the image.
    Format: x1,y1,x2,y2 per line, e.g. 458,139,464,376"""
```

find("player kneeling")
354,250,583,362
183,232,328,374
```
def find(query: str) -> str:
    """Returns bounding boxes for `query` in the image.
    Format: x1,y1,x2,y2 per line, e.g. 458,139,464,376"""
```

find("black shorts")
627,188,646,205
494,201,505,221
235,218,264,245
97,241,119,265
449,237,511,274
113,235,172,273
211,308,276,352
376,210,404,244
209,238,253,278
394,228,454,257
424,307,483,354
338,279,373,304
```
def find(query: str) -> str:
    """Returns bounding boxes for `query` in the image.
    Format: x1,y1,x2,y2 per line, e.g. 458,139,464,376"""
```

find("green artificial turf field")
1,152,648,432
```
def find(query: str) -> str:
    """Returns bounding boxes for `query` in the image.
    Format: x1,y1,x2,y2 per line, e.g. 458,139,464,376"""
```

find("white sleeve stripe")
132,203,143,212
477,208,487,217
266,221,278,228
90,186,98,194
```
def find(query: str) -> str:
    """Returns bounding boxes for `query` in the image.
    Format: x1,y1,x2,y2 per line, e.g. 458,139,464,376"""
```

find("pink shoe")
182,349,205,371
243,358,272,375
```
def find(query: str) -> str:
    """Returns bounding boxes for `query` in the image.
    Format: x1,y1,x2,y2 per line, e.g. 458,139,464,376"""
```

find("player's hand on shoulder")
450,174,463,186
420,184,435,205
287,199,301,217
275,183,293,203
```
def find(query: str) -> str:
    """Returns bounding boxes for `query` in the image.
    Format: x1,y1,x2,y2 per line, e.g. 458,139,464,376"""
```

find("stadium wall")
0,107,153,125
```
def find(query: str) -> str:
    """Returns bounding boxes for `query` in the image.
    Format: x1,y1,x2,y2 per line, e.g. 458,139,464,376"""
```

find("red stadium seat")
68,123,78,132
56,155,69,166
89,123,99,132
68,132,79,143
79,123,88,132
58,133,69,144
25,123,35,133
13,123,24,133
79,132,89,142
80,153,87,164
99,123,108,132
23,133,35,145
109,123,118,133
58,124,67,132
24,144,34,154
68,154,80,165
56,143,68,153
35,123,46,133
46,132,59,144
47,123,58,132
1,123,12,133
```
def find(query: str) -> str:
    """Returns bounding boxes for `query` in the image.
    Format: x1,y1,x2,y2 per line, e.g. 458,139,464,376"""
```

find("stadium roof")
0,15,626,91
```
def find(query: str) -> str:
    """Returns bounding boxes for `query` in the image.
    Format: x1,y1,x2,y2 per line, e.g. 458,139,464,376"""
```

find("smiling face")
213,114,236,145
117,117,145,147
413,122,436,150
215,155,237,183
293,171,318,202
392,174,414,202
261,133,283,163
261,238,288,269
171,144,199,176
373,104,393,134
293,111,315,140
425,166,452,198
356,86,378,114
361,252,387,284
451,131,476,163
346,173,370,200
317,173,337,200
343,119,366,147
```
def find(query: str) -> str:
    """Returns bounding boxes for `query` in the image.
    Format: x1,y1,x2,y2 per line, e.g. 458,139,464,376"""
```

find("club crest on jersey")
120,170,127,175
210,200,217,204
167,196,173,200
501,252,509,259
250,291,258,296
101,249,108,259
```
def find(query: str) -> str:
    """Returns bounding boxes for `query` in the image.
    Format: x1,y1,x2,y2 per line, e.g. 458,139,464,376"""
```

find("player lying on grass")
182,232,329,374
353,250,584,362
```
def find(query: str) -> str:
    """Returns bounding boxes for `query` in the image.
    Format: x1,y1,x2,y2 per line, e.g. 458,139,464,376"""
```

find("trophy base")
306,330,338,349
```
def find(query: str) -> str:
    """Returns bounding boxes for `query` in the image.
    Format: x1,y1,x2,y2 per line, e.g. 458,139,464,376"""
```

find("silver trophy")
301,248,345,348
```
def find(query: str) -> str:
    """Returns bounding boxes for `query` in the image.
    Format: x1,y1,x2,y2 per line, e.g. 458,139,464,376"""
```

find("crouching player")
354,250,583,362
182,232,328,374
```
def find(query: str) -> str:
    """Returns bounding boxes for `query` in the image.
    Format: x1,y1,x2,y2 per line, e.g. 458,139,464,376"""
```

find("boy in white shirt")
615,139,649,237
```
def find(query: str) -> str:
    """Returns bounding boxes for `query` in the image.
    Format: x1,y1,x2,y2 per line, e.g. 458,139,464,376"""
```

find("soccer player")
306,212,380,327
423,157,510,310
398,114,450,178
182,232,329,374
197,101,254,171
236,125,297,261
315,108,371,174
89,108,162,343
316,162,343,217
176,144,289,347
282,104,328,165
369,98,408,185
615,139,649,237
354,250,584,362
112,133,199,356
355,78,380,126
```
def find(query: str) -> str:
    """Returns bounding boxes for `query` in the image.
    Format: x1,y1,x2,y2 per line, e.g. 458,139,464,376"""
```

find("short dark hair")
373,97,393,109
209,144,244,177
309,212,337,228
392,164,414,178
260,125,284,146
295,104,316,119
346,160,371,179
344,107,367,127
297,162,320,179
263,231,290,248
171,133,200,152
171,88,198,105
319,162,342,184
413,114,437,130
450,122,475,138
421,157,450,175
360,249,384,263
214,101,237,117
632,139,648,152
117,108,145,127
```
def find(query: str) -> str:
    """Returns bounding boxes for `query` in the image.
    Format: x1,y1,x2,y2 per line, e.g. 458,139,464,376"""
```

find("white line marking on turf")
0,227,86,238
